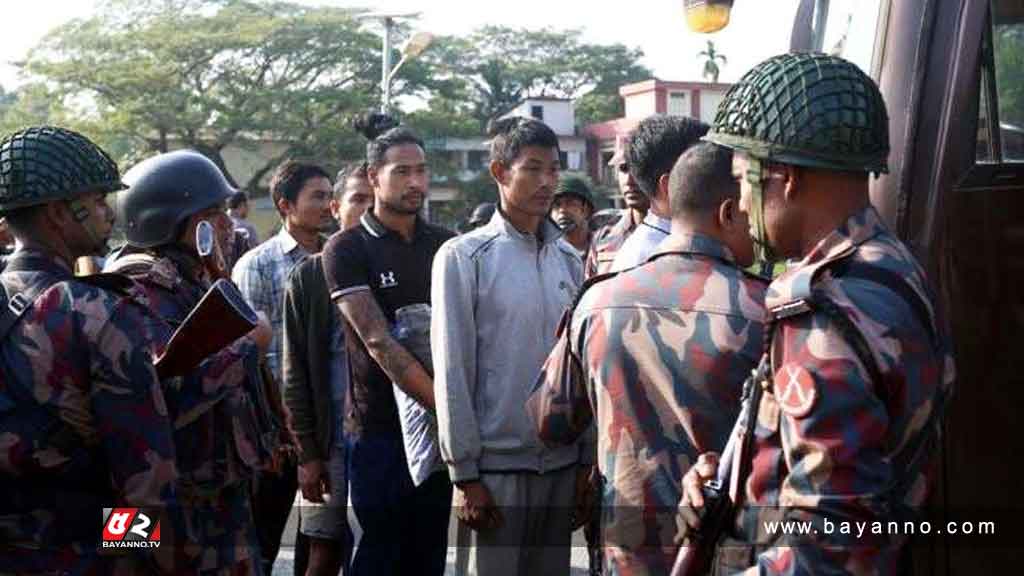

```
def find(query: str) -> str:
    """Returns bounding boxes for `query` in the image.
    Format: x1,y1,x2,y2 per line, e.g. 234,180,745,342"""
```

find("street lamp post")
360,12,434,113
357,13,436,219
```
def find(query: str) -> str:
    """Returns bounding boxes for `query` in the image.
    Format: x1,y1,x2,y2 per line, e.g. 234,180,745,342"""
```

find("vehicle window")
991,0,1024,161
978,69,996,163
820,0,884,75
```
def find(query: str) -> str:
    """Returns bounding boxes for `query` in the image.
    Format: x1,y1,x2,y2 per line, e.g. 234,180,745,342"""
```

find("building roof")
619,78,733,97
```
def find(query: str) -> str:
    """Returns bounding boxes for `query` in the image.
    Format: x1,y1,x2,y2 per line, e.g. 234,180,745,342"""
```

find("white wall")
700,90,726,124
624,91,658,119
509,100,576,136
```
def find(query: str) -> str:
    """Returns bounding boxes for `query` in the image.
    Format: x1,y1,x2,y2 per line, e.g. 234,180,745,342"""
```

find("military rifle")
194,219,293,469
671,355,771,576
152,220,258,378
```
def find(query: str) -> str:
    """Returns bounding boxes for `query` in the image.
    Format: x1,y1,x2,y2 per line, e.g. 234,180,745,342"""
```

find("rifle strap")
728,320,775,508
0,254,70,341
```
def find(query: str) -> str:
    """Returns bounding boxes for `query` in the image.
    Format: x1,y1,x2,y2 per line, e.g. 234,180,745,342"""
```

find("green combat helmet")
704,52,890,263
0,126,124,213
554,175,595,211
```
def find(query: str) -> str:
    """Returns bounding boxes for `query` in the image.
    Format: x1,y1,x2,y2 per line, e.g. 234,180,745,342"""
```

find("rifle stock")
154,279,259,378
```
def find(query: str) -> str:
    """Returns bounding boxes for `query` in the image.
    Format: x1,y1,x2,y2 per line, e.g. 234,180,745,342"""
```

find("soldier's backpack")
0,262,75,479
0,254,131,480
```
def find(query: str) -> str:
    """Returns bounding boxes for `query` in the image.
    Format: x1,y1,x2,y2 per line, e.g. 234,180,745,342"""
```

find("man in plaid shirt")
232,159,334,574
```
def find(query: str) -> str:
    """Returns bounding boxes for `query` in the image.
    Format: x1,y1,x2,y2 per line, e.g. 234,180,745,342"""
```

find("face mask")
743,156,779,265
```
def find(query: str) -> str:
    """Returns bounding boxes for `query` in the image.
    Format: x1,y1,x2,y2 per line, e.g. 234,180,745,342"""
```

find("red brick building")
585,79,731,194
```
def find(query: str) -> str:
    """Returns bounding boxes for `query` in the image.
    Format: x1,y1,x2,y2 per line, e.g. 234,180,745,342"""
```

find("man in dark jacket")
283,162,372,576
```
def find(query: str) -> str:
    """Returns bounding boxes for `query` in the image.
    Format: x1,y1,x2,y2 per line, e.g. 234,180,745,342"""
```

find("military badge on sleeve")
774,363,817,418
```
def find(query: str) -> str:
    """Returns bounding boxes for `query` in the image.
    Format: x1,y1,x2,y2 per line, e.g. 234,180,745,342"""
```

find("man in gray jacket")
432,116,589,575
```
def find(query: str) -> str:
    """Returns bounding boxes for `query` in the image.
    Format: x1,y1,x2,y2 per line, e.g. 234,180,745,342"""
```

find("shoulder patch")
774,362,817,418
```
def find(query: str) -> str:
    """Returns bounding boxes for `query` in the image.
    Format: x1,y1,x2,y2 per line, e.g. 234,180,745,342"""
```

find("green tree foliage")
14,5,651,219
0,86,14,111
0,84,70,135
994,25,1024,128
22,0,384,192
423,27,651,129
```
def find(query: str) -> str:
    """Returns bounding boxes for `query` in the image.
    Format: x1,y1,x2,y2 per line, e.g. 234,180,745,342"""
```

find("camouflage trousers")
165,481,263,575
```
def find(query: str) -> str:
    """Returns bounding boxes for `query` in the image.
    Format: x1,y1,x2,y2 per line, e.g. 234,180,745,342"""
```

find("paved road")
272,545,591,575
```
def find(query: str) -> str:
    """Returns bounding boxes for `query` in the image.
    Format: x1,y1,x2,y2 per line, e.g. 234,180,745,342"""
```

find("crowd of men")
0,52,953,576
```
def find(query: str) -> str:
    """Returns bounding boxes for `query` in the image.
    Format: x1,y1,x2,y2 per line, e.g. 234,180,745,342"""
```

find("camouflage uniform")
531,234,768,575
715,206,955,575
584,209,642,278
106,249,269,575
680,52,957,575
0,249,178,575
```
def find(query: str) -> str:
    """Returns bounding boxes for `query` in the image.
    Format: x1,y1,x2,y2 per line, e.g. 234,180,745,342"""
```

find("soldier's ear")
43,201,73,230
718,197,736,230
781,165,801,202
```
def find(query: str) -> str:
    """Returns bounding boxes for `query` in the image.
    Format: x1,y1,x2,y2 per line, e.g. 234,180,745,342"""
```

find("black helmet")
117,150,236,248
705,53,889,174
467,202,496,229
0,126,124,212
553,175,595,211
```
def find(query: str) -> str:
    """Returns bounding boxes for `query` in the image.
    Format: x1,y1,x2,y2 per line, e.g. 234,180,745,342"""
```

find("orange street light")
684,0,734,33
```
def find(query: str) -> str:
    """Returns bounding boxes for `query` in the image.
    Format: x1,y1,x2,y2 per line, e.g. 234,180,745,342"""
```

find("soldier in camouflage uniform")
105,150,276,575
529,142,768,575
0,126,178,574
677,53,956,574
584,142,648,278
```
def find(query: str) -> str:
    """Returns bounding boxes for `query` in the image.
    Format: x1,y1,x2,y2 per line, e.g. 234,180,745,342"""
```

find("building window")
531,105,544,120
567,151,582,171
668,91,689,116
559,151,569,169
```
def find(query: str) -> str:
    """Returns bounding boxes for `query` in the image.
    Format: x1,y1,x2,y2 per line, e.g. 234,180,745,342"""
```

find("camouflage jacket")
530,234,768,575
106,250,269,489
0,249,177,574
725,206,956,575
584,208,642,278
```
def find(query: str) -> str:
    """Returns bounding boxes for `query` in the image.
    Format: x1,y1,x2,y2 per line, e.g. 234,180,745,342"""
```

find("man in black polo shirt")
321,117,454,576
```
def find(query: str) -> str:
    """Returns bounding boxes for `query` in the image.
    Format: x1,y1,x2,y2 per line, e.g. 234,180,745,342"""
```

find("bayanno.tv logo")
101,508,161,549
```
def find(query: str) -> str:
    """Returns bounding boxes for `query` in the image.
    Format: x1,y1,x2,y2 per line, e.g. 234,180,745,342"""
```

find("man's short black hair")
353,111,424,167
270,160,330,215
227,191,248,210
668,142,737,217
3,204,43,239
626,115,709,198
333,161,369,200
487,116,560,167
